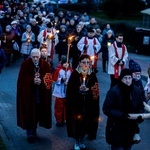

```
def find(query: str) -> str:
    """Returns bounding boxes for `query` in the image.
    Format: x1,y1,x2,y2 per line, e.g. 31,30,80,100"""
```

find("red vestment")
17,58,52,129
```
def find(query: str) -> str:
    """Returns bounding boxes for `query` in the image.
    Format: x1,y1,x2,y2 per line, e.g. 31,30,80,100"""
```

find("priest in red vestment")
17,48,53,143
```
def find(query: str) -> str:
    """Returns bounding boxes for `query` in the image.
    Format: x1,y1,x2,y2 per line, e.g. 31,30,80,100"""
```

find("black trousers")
110,74,119,89
102,58,108,72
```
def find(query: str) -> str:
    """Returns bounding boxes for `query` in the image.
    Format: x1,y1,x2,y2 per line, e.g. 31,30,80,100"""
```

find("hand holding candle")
80,76,89,92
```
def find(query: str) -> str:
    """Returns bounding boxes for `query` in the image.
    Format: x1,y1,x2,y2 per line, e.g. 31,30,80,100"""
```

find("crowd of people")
0,0,150,150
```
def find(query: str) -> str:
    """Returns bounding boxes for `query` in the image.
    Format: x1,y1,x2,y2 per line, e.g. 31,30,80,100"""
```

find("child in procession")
52,55,73,127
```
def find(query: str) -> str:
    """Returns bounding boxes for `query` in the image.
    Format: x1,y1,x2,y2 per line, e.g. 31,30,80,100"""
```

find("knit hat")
11,20,18,25
120,68,132,80
129,59,141,73
60,25,67,29
107,29,113,34
6,25,12,30
26,25,31,29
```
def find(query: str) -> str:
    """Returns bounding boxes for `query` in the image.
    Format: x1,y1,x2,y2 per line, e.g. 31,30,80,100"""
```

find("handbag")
13,42,19,51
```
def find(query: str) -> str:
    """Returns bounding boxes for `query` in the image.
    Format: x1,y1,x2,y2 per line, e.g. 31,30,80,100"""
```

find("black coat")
55,31,68,55
100,35,115,60
66,70,100,140
103,83,144,146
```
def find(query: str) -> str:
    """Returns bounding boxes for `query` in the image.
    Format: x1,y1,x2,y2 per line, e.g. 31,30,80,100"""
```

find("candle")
91,56,95,60
56,30,59,34
83,77,86,86
4,36,6,42
107,42,111,47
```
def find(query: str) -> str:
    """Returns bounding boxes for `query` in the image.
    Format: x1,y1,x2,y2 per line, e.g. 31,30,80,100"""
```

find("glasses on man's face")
81,61,90,65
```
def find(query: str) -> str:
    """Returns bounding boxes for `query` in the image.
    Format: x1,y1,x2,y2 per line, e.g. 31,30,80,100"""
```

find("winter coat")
100,34,115,60
55,31,68,55
1,31,15,54
20,31,35,55
103,83,144,146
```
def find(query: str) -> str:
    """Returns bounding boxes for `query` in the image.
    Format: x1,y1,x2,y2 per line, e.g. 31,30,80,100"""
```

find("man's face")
31,52,40,65
116,36,123,43
76,26,82,32
121,75,132,86
132,72,141,80
87,32,95,38
90,18,96,24
61,27,66,32
41,48,47,58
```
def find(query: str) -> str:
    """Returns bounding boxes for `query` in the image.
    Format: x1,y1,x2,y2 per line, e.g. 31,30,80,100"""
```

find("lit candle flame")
43,41,47,45
107,42,111,47
68,36,74,41
56,30,59,33
91,56,95,60
83,77,86,86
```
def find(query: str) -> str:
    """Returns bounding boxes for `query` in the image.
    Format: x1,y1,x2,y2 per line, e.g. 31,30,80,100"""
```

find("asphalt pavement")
0,52,149,150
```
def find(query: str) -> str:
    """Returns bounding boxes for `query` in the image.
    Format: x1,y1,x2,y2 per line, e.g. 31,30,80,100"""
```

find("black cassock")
66,70,100,140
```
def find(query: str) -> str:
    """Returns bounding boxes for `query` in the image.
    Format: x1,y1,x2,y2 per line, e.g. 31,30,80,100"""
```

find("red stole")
43,29,54,59
83,37,97,68
52,65,73,82
113,43,125,79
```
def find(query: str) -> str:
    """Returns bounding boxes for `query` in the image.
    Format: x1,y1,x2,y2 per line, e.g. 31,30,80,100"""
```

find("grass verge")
0,135,6,150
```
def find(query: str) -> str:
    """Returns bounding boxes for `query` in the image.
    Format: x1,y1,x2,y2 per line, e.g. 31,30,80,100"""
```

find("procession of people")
0,0,150,150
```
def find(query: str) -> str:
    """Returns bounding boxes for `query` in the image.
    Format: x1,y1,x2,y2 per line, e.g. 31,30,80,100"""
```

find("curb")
0,124,15,150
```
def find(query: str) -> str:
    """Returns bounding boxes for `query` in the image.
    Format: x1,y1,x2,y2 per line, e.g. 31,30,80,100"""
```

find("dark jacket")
100,34,115,59
55,30,68,55
103,82,144,146
1,31,15,54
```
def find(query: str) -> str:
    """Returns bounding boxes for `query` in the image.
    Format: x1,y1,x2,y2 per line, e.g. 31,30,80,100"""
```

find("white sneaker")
133,134,141,144
74,141,80,150
79,141,85,148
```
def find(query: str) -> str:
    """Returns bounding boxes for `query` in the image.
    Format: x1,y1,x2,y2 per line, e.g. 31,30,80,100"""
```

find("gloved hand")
136,116,144,124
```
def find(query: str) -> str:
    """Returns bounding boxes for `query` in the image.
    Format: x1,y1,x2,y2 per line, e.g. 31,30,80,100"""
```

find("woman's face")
79,58,91,71
27,28,31,32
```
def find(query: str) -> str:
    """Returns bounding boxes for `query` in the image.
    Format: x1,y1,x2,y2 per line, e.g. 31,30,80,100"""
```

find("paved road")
0,52,149,150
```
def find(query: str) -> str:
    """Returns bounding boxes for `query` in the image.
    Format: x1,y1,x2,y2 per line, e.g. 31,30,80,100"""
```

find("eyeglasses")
81,61,90,65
